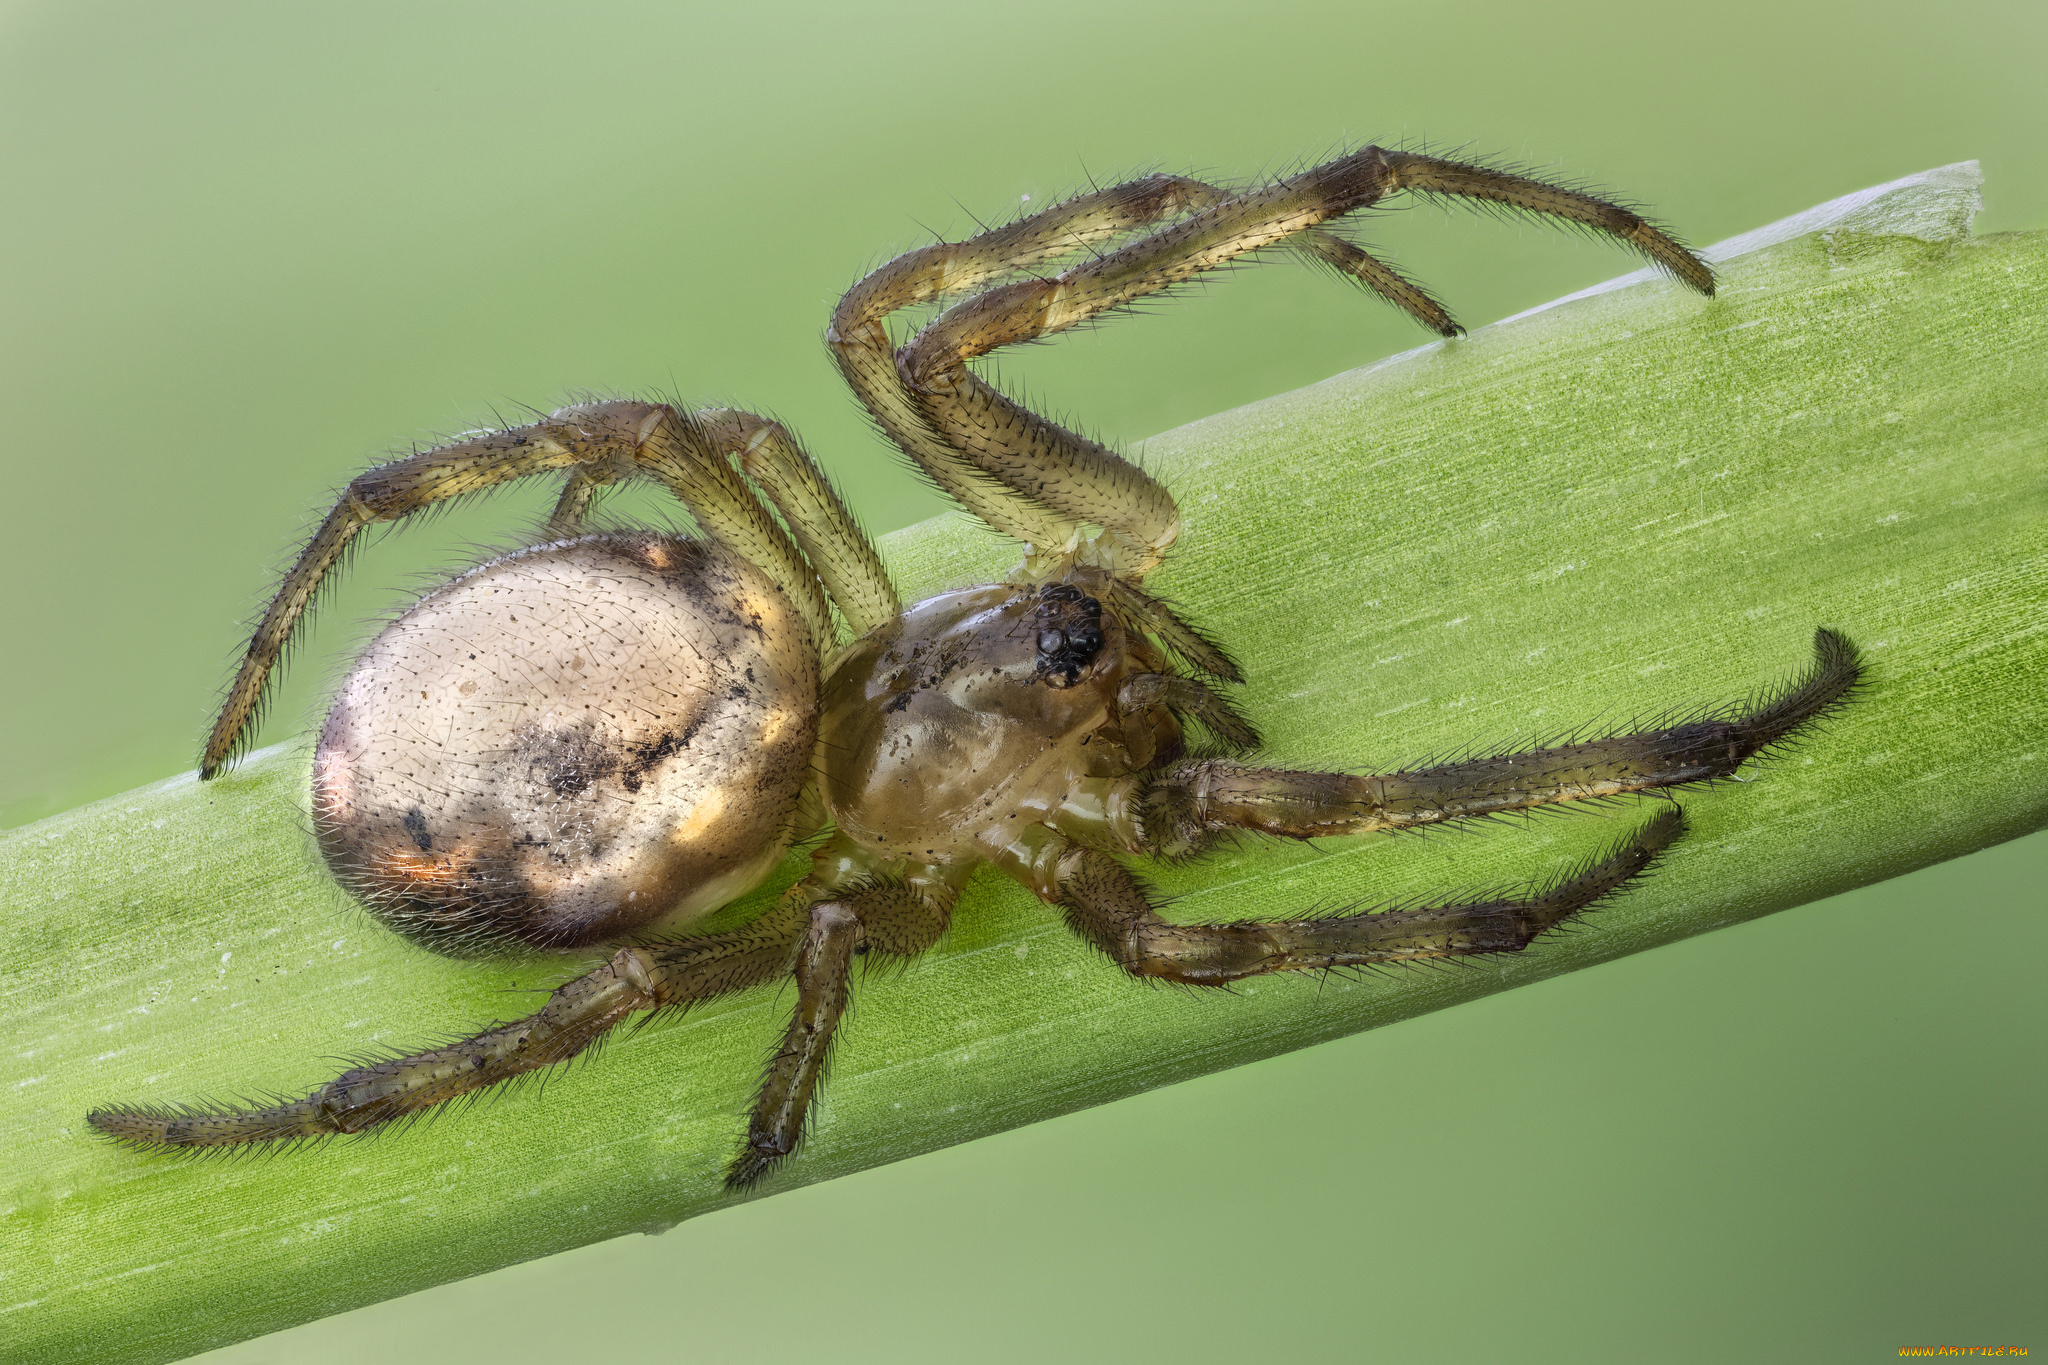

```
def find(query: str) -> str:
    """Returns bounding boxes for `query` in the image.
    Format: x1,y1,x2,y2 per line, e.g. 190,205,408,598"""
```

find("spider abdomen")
312,531,820,953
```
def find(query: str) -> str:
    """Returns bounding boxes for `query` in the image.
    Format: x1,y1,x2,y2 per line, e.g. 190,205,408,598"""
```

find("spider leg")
204,399,836,775
1376,149,1716,295
1292,228,1461,337
833,176,1201,553
543,466,611,538
729,878,953,1188
831,170,1440,558
696,408,901,639
207,421,587,775
1112,629,1860,860
728,900,857,1189
885,147,1710,569
594,402,834,650
84,888,816,1150
1055,808,1682,985
890,154,1397,557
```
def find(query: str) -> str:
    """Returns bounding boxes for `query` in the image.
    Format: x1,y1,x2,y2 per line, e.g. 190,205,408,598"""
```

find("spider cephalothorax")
88,144,1859,1187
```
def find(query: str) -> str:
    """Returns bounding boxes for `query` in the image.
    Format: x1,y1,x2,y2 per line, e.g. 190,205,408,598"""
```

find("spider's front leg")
861,145,1712,575
1046,630,1859,982
1126,629,1861,858
1058,808,1684,983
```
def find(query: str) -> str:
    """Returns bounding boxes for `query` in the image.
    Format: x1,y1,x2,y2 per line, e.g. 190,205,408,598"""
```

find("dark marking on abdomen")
620,716,707,793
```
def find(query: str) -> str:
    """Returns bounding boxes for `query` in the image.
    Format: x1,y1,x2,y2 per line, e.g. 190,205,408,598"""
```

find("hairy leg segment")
1058,808,1683,984
1052,629,1859,980
85,890,812,1150
729,878,951,1187
202,400,893,775
834,145,1712,570
1132,629,1860,857
87,878,956,1189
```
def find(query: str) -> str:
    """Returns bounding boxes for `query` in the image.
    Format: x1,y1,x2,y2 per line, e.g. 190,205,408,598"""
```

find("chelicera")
89,145,1861,1186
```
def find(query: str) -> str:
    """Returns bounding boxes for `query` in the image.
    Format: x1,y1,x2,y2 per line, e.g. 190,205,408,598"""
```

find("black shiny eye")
1079,596,1101,617
1068,625,1102,653
1037,629,1067,653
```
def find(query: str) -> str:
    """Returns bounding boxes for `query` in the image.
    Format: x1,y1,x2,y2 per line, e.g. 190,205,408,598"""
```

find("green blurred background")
1,2,2040,1361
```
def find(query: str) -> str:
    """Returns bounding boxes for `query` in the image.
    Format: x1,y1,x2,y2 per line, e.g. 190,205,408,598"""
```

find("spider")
88,144,1861,1187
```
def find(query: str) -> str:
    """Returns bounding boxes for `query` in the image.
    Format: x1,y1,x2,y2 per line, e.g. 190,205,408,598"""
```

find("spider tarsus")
1734,626,1864,752
1536,804,1685,924
86,1096,334,1150
723,1145,785,1191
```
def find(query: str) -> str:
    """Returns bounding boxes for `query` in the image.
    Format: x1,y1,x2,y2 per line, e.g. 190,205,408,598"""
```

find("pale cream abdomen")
313,532,819,952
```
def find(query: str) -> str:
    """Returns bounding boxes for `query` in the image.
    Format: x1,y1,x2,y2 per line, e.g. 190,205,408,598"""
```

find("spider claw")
724,1144,786,1191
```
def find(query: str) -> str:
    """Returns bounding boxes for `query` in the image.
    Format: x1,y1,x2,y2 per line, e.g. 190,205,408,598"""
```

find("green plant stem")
3,165,2042,1365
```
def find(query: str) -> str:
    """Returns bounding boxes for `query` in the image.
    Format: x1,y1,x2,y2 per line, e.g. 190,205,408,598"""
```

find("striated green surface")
3,168,2043,1365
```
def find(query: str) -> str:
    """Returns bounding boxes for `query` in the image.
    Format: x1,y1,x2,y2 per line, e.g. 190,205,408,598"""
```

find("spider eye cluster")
1033,583,1105,688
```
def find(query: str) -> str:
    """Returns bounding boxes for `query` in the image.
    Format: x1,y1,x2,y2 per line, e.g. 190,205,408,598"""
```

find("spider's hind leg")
697,408,901,639
86,890,818,1150
204,399,842,776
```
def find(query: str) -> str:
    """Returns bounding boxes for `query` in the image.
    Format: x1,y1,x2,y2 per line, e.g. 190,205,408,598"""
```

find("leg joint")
606,946,660,1004
542,400,674,461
